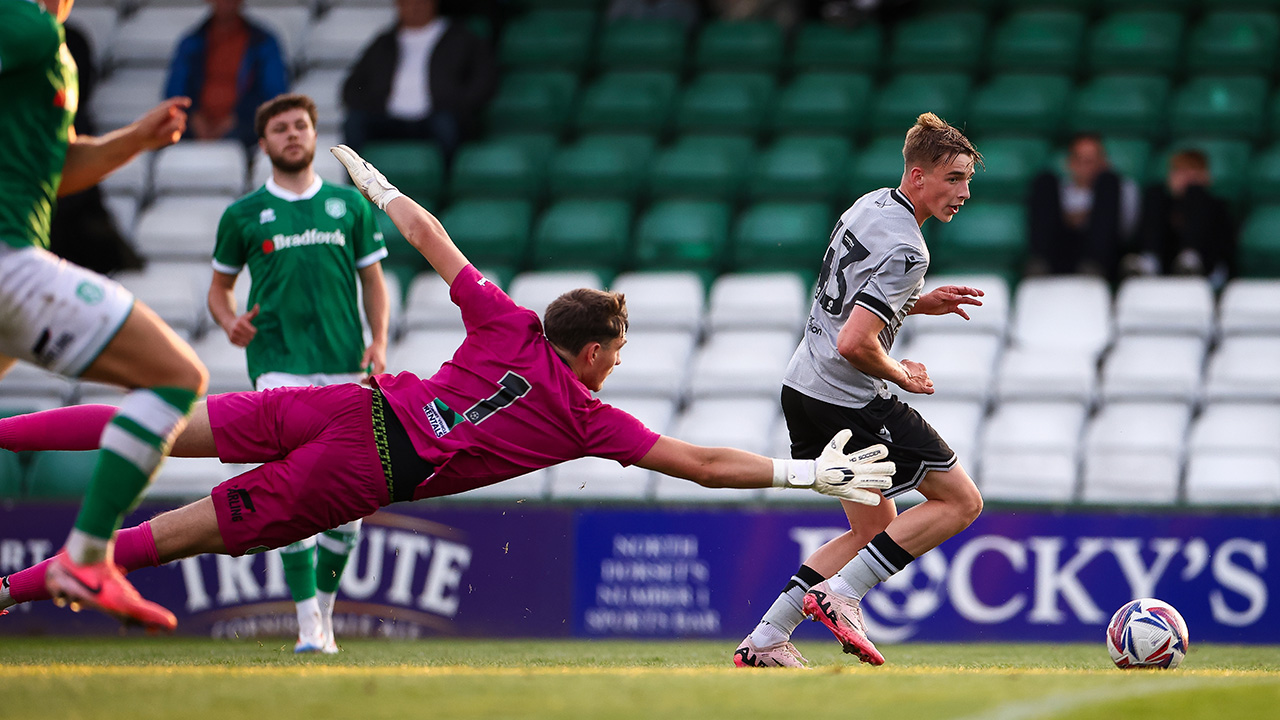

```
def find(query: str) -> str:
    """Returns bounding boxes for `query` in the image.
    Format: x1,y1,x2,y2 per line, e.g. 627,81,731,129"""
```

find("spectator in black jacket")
341,0,498,163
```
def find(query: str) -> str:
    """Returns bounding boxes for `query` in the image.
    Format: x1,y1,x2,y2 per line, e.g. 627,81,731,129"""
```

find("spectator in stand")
607,0,701,30
341,0,497,164
164,0,290,149
1026,133,1140,281
1124,149,1236,289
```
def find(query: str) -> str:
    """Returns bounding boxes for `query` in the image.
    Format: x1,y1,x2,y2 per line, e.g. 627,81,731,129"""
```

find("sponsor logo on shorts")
227,488,256,523
32,328,74,367
325,197,347,219
75,280,103,305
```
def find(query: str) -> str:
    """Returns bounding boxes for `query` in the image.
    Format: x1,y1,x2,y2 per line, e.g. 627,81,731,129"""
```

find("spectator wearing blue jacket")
165,0,289,148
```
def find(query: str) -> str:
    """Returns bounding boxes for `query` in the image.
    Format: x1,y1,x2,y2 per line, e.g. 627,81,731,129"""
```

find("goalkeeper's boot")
45,551,176,631
803,581,885,666
732,636,808,668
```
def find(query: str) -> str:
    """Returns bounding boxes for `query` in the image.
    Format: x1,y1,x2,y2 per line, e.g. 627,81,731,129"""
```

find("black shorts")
781,385,958,499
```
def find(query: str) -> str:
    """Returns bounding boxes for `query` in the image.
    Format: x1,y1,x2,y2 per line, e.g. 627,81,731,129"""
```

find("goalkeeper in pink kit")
0,146,896,625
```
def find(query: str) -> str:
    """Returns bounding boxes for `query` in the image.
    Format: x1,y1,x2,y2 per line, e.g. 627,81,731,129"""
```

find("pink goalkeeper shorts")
207,383,389,556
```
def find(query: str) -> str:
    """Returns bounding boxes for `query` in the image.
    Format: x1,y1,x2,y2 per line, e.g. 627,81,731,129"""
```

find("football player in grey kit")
734,113,987,668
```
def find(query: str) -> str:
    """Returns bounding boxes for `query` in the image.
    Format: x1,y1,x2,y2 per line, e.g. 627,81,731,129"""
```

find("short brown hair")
1170,149,1210,173
543,289,629,355
254,93,318,139
902,112,983,170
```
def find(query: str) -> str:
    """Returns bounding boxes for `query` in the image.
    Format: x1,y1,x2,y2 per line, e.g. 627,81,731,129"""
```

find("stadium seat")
1248,143,1280,204
1218,278,1280,335
995,347,1097,404
134,196,239,262
968,75,1071,139
706,273,808,333
65,8,117,70
1113,276,1215,339
979,401,1087,503
0,362,75,403
497,9,594,72
547,134,655,200
189,334,253,393
547,456,655,501
508,270,605,316
26,451,100,499
600,330,696,400
573,72,678,135
1186,12,1279,75
747,135,852,204
1204,336,1280,402
732,202,830,275
790,22,883,73
913,273,1010,338
244,5,311,71
145,458,241,501
888,12,987,74
609,271,705,333
112,6,208,67
114,263,210,337
1069,75,1172,139
658,398,775,500
1169,76,1268,142
770,73,872,137
360,141,443,204
1080,402,1190,505
1190,402,1280,456
692,20,784,72
402,273,464,332
445,468,549,502
1185,453,1280,506
439,199,534,276
848,135,910,197
1087,11,1185,75
91,69,170,131
648,135,754,202
987,10,1086,74
98,151,153,199
388,328,467,377
688,329,797,400
0,450,22,500
674,72,776,137
1010,276,1113,359
1099,335,1206,404
303,7,396,69
633,201,732,274
1148,139,1252,203
528,200,632,272
291,69,345,134
597,19,687,72
930,202,1026,279
894,333,1002,403
968,137,1051,202
448,137,551,201
869,73,971,136
1237,204,1280,276
1099,138,1154,185
906,397,986,474
485,71,578,136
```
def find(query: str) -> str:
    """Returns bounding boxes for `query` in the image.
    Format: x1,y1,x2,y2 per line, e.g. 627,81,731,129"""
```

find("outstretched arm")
59,97,191,197
331,145,469,286
909,285,984,319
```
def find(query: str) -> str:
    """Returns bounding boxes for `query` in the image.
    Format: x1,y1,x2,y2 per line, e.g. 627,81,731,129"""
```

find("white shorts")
0,245,135,376
254,371,366,391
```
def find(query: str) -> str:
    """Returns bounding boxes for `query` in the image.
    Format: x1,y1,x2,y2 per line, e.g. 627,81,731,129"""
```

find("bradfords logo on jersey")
261,228,347,254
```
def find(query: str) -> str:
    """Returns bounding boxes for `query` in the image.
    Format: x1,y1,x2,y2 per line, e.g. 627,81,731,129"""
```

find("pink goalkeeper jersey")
372,264,660,499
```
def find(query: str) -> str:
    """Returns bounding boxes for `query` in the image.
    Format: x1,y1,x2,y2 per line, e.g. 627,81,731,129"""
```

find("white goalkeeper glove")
330,144,404,211
772,430,894,505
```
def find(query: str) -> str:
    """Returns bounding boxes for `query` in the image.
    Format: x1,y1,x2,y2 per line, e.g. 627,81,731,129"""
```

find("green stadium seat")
916,0,1002,10
1237,205,1280,276
498,10,595,72
692,20,784,72
747,135,852,204
529,200,632,272
970,137,1052,202
869,73,970,136
987,11,1086,74
597,19,687,72
359,141,443,205
849,135,907,198
26,450,100,499
574,71,678,135
548,134,656,200
633,201,731,273
790,22,882,73
1170,75,1268,142
1216,0,1280,8
732,202,831,273
1249,144,1280,204
648,134,754,201
449,136,552,201
968,74,1072,139
674,72,776,137
1187,12,1279,75
770,72,872,137
1070,74,1171,139
888,12,987,74
485,72,578,136
440,200,535,271
1149,139,1252,201
0,450,22,499
1088,11,1185,75
931,202,1027,278
1102,138,1154,185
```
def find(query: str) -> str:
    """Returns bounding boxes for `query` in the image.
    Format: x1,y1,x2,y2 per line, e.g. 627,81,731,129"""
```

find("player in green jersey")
207,93,389,654
0,0,208,630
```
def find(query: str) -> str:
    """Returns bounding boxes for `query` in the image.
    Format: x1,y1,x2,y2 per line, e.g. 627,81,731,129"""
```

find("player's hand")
330,145,403,210
225,304,259,348
811,430,895,505
913,285,983,320
897,359,934,394
131,97,191,150
362,339,387,376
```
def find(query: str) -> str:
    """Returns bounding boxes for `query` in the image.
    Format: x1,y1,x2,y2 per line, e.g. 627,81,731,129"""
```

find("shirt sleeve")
351,194,388,269
211,207,247,275
0,4,61,75
449,264,526,332
585,402,661,467
853,243,928,325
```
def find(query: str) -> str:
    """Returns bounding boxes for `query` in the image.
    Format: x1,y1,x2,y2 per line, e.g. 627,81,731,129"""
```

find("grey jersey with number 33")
783,187,929,408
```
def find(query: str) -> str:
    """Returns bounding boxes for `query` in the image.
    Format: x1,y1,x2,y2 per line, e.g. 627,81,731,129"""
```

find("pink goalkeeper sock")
7,521,162,604
0,404,119,452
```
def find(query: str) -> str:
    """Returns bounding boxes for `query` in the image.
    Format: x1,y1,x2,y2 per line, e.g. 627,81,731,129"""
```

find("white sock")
749,621,789,648
296,596,323,642
316,590,336,641
827,574,860,599
65,529,110,565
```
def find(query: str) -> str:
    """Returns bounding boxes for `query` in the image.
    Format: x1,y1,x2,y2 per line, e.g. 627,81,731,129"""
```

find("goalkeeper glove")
772,430,894,505
330,144,404,211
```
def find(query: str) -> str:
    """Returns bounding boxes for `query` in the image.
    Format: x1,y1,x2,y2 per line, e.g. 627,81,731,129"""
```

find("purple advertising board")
1,502,1275,645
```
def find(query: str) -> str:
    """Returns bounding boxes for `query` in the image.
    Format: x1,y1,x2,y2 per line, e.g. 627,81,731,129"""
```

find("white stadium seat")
909,396,986,473
291,69,347,134
91,69,169,131
707,272,808,332
113,7,208,67
446,468,549,502
144,458,247,501
1010,275,1112,359
1099,335,1205,403
1114,276,1215,339
547,397,676,501
133,195,238,262
188,334,253,393
1190,403,1280,456
1218,278,1280,336
609,271,705,333
601,330,695,400
244,5,312,69
508,270,604,316
114,262,211,335
402,272,464,331
687,329,796,399
1184,452,1280,506
978,401,1087,502
911,273,1010,338
1080,402,1191,505
653,398,775,501
66,9,119,70
894,332,1002,402
98,150,154,198
303,7,395,69
387,328,466,379
1204,336,1280,403
103,195,141,237
994,346,1097,404
152,141,247,197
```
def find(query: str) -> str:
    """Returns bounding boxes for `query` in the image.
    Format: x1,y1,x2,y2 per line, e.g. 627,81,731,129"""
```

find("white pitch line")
946,676,1241,720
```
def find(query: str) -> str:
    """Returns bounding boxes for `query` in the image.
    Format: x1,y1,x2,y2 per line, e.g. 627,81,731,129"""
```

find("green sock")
281,541,317,603
316,527,358,594
73,387,196,540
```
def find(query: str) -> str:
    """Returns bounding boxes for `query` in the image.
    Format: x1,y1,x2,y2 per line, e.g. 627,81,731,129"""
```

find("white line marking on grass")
946,676,1257,720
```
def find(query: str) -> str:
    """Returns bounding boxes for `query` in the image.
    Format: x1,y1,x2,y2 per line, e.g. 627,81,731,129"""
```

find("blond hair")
902,113,982,171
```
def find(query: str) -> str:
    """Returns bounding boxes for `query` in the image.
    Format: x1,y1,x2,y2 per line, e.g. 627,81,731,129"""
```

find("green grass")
1,638,1278,720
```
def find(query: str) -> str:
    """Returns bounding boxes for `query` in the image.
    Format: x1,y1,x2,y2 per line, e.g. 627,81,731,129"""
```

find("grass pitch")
1,638,1278,720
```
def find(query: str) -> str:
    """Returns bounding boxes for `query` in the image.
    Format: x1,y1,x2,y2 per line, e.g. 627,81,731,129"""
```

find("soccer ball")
1106,598,1190,669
